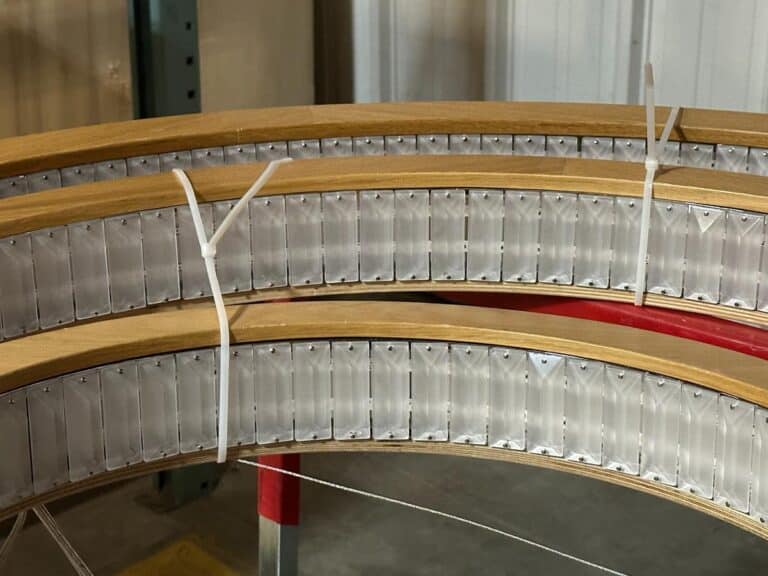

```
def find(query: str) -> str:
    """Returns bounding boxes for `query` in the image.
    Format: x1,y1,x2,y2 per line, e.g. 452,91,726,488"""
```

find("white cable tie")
0,511,27,569
237,459,630,576
633,63,679,306
173,158,292,463
33,506,94,576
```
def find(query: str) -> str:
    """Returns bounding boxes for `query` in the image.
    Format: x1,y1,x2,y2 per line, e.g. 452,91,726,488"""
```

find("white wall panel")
352,0,768,112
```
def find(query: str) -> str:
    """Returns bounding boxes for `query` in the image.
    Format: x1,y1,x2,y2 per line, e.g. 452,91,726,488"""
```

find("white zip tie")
0,511,27,569
173,157,292,463
633,62,680,306
33,506,93,576
238,459,630,576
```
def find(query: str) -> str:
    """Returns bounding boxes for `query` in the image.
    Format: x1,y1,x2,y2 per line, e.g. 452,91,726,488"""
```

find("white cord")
238,459,630,576
0,511,27,569
633,62,679,306
173,158,292,463
33,506,93,576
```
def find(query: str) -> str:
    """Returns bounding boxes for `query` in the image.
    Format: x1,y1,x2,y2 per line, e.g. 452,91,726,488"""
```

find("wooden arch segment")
0,156,767,337
3,102,768,179
0,302,766,538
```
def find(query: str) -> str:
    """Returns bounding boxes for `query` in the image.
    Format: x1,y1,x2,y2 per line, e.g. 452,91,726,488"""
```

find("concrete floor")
2,452,767,575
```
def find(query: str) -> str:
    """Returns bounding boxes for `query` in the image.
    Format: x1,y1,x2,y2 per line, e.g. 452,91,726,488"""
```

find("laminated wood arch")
0,302,766,539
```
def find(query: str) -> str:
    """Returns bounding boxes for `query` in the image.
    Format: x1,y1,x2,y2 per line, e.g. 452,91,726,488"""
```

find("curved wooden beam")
2,102,768,178
1,301,765,406
1,441,766,541
1,155,766,239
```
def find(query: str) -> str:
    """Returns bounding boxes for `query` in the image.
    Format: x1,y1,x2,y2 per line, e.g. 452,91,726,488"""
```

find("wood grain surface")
1,155,767,239
0,301,765,407
2,101,768,177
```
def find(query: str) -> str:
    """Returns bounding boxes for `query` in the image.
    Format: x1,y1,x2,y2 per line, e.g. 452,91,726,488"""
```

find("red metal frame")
258,454,301,525
439,293,768,360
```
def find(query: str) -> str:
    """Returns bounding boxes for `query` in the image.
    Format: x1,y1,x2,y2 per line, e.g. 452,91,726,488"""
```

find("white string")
0,511,27,569
173,158,292,462
633,62,679,306
238,459,630,576
33,506,93,576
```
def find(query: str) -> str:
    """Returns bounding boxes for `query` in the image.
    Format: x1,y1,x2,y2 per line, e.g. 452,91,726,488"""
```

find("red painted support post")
258,454,300,575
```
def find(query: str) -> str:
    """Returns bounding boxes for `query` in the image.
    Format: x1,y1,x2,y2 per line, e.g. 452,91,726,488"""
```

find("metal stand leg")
258,454,300,576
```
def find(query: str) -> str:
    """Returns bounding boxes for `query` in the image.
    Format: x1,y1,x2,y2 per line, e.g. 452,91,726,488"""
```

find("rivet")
193,354,200,361
541,358,548,364
155,360,161,367
198,444,204,451
461,136,468,142
429,136,436,143
365,138,372,145
233,350,239,357
503,352,509,359
340,277,346,282
728,147,734,153
117,368,124,375
558,138,564,145
121,218,127,225
580,363,587,370
725,501,731,508
309,344,315,351
274,437,280,443
626,141,633,148
697,295,703,301
9,239,15,246
480,275,487,280
409,191,415,198
427,434,434,440
75,168,82,175
333,140,340,147
693,145,700,151
265,199,271,206
618,371,625,379
616,466,623,472
516,275,523,281
541,448,548,455
526,137,533,143
43,174,49,180
734,301,742,307
375,275,382,281
397,137,404,144
269,347,276,354
552,278,558,283
465,348,471,355
108,163,114,169
205,150,211,156
86,224,91,231
237,147,243,153
336,194,342,201
464,437,470,443
446,275,452,280
578,456,585,463
48,231,54,238
387,345,393,351
493,137,500,143
703,210,709,216
629,201,635,208
301,142,307,148
741,215,748,222
556,194,562,201
426,345,432,351
592,139,599,145
657,379,665,387
300,196,306,203
312,433,318,440
348,344,354,351
660,289,667,295
693,390,702,398
666,205,673,212
592,198,598,204
141,158,147,164
689,487,696,494
269,144,275,150
502,442,510,448
483,191,489,199
43,386,50,393
8,398,15,405
653,475,660,482
375,192,381,199
730,402,738,410
156,211,162,218
80,376,87,383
